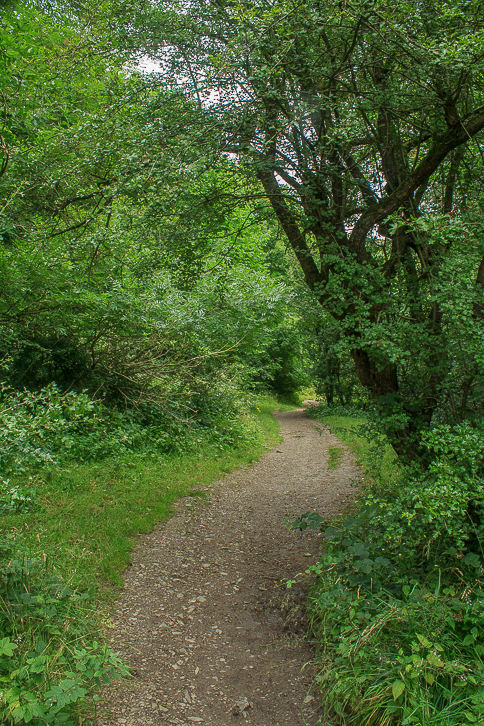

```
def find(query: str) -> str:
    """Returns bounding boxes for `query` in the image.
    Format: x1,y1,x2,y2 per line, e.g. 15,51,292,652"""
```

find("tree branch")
256,162,321,289
350,107,484,250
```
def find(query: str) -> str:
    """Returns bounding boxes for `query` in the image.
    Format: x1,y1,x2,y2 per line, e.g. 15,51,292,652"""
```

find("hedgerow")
294,410,483,726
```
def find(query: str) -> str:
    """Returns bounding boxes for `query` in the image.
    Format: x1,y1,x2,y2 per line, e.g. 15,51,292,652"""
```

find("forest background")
0,0,482,724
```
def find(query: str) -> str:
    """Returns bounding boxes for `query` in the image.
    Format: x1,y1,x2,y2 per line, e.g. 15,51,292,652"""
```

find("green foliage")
287,511,325,533
299,414,483,725
308,566,483,725
1,1,483,723
138,0,484,460
313,320,365,407
0,383,172,477
0,538,128,725
365,423,484,557
0,366,275,481
0,480,36,515
0,8,306,717
328,447,343,470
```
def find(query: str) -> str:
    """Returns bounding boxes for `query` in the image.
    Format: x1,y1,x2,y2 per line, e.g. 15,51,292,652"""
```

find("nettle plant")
0,538,128,725
366,423,484,559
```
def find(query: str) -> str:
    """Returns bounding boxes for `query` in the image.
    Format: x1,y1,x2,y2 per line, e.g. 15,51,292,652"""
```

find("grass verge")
327,446,343,470
0,395,285,724
1,395,283,599
312,411,399,485
303,407,483,726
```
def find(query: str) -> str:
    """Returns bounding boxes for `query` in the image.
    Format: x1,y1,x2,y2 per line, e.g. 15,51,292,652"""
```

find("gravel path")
97,408,360,726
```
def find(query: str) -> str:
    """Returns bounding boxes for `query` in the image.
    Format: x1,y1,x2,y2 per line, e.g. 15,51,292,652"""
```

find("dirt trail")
97,408,360,726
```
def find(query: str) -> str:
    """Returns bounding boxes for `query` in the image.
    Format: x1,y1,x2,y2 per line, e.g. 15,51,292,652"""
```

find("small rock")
231,697,252,717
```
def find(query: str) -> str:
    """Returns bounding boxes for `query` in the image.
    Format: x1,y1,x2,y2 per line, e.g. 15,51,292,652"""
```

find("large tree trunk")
351,348,398,397
350,348,422,461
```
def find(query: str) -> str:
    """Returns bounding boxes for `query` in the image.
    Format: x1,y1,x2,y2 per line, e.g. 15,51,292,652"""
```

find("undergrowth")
0,386,283,724
0,537,128,724
296,405,483,726
328,446,343,470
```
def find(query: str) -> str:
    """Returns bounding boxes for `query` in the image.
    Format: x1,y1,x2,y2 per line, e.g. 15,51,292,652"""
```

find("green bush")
5,335,90,392
0,538,128,725
295,415,483,725
0,384,145,475
365,422,483,559
0,377,260,479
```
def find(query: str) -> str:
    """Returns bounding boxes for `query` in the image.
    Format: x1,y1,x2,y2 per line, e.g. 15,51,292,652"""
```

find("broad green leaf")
426,653,444,668
416,634,432,649
392,680,405,700
0,638,18,657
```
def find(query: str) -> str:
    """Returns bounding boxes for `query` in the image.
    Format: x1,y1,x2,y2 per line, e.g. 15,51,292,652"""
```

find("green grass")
312,412,399,487
0,394,288,725
1,395,284,603
327,446,343,469
304,408,483,726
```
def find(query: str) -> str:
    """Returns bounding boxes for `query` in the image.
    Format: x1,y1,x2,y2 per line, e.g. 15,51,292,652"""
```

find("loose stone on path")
96,408,360,726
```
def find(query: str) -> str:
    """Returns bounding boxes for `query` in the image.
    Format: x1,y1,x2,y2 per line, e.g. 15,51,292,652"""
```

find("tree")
136,0,484,459
1,1,307,411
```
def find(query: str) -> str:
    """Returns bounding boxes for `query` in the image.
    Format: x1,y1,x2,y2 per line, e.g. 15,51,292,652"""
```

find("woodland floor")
96,408,361,726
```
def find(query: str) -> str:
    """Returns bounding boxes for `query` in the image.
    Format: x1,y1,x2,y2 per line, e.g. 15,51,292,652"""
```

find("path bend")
97,408,360,726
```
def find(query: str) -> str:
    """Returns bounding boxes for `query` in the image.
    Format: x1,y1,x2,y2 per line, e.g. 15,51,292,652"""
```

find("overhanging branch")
349,107,484,249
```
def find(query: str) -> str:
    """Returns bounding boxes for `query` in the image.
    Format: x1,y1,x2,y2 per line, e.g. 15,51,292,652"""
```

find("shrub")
0,367,263,480
365,422,483,560
0,538,128,725
0,383,145,476
294,416,484,725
